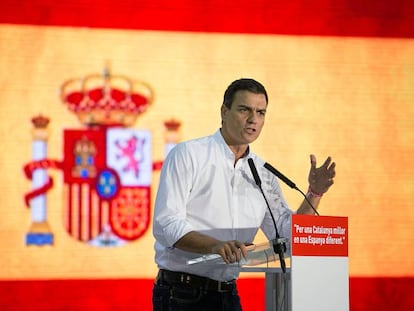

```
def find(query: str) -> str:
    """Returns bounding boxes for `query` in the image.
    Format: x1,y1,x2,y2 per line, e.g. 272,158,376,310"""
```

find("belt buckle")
217,281,231,293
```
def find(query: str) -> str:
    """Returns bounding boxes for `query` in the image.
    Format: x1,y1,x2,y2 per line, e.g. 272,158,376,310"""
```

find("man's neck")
229,145,249,165
219,128,249,164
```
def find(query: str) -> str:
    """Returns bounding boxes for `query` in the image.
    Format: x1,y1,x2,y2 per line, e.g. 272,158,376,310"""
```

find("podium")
241,214,349,311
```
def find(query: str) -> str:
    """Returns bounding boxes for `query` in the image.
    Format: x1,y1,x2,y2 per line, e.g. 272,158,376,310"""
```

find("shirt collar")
214,129,251,160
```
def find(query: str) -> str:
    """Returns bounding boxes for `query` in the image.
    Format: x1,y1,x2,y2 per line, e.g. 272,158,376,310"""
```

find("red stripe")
67,184,73,235
88,185,93,240
1,0,414,38
0,277,413,310
78,185,82,239
98,199,103,235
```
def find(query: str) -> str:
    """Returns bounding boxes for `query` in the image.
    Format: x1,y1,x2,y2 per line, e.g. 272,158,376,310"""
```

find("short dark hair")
223,78,268,108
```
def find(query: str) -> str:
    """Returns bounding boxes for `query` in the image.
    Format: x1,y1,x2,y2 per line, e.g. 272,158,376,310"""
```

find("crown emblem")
164,119,181,131
31,115,50,128
60,67,154,127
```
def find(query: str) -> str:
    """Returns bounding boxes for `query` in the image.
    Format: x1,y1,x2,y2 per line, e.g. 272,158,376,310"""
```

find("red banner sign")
291,215,348,257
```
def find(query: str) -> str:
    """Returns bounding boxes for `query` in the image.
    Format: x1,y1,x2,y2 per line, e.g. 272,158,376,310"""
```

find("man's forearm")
173,231,221,254
297,194,321,215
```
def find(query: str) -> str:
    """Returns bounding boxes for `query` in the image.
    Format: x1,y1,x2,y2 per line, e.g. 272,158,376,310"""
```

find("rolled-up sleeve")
153,143,195,247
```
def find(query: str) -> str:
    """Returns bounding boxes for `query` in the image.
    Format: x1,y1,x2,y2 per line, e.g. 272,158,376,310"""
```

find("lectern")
242,214,349,311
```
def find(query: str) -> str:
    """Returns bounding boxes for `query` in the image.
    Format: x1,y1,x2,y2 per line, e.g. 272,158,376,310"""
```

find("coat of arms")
23,68,180,247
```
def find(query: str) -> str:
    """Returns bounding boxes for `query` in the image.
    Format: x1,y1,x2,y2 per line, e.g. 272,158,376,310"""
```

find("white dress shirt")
153,129,292,281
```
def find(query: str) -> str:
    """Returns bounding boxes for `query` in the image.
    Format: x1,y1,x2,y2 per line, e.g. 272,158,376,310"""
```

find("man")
152,78,336,310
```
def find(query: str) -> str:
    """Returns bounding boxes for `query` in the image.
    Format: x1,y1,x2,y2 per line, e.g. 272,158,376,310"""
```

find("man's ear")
221,104,228,121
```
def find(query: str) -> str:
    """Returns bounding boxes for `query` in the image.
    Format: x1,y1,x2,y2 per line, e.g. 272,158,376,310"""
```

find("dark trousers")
152,271,243,311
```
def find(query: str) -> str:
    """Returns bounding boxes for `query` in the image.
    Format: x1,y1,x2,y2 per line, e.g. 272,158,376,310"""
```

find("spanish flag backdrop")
1,1,414,310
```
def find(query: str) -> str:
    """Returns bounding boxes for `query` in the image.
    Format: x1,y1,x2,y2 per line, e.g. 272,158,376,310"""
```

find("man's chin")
243,136,258,144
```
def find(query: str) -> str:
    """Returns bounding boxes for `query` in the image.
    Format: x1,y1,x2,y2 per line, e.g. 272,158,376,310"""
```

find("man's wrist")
307,186,323,198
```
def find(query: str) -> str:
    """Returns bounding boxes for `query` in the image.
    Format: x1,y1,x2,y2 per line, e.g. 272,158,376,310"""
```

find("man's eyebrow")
237,104,251,109
237,104,267,112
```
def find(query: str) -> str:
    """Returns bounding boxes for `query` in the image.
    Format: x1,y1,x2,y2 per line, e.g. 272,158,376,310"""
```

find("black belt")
156,269,236,293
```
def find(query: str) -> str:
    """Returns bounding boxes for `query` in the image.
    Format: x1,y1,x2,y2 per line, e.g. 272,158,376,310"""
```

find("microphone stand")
248,159,287,273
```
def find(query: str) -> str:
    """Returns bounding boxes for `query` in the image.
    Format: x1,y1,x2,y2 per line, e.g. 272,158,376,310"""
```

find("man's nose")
247,111,258,123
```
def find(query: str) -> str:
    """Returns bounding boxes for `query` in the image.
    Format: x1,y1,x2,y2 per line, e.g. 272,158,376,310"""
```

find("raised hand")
308,154,336,195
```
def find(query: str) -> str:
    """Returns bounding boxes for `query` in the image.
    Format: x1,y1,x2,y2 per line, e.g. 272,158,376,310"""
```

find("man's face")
221,90,267,146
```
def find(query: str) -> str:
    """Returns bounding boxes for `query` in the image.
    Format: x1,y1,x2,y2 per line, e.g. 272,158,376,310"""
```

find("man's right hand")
212,240,248,264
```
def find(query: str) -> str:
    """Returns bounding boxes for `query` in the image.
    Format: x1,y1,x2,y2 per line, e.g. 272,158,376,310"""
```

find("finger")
326,163,336,181
229,243,242,263
224,245,235,263
310,154,317,169
239,243,248,259
220,252,230,264
229,243,241,263
326,182,334,191
219,244,233,264
234,248,242,262
219,250,230,264
233,241,248,259
228,244,241,263
321,156,332,169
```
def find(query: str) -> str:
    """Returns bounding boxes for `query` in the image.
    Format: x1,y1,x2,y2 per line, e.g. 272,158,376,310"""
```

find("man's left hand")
308,154,336,195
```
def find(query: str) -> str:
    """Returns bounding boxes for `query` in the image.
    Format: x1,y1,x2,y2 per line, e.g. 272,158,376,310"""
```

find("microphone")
248,158,287,273
264,162,296,189
264,162,320,216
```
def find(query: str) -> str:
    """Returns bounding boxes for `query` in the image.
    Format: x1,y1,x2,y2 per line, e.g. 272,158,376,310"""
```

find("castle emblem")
23,68,180,247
